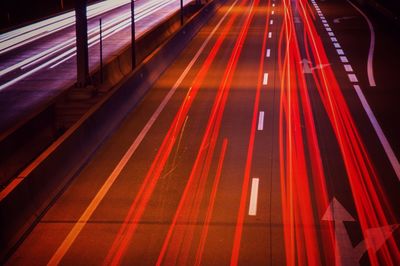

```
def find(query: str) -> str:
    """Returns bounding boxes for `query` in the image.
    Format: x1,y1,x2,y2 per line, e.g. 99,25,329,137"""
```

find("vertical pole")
99,18,103,84
75,0,89,87
180,0,184,25
131,0,136,69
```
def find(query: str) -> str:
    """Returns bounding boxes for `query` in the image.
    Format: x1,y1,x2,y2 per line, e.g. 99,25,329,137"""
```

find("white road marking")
301,58,312,74
348,73,358,82
294,17,302,24
272,3,275,7
353,85,400,179
258,111,265,131
311,3,399,176
328,32,335,36
263,73,269,85
340,56,349,63
323,23,329,27
346,0,376,87
333,42,341,48
326,27,332,32
270,19,274,25
323,198,399,265
272,10,275,15
344,64,353,72
266,48,271,57
248,178,259,216
268,32,272,38
336,49,345,55
45,0,240,264
333,16,356,24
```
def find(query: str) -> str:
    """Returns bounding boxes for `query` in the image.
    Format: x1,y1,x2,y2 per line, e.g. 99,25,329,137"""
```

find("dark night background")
0,0,399,32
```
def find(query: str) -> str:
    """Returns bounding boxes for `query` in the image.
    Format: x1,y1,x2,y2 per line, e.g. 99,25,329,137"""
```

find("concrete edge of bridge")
0,0,224,262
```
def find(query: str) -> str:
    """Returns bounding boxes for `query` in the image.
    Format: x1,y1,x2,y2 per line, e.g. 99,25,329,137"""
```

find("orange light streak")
157,1,259,264
102,4,242,264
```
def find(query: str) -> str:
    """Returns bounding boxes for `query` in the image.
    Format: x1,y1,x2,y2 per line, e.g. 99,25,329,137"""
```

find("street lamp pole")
180,0,184,25
75,0,89,87
131,0,136,69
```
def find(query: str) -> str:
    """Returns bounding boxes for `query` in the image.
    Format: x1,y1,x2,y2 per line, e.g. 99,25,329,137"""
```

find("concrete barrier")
0,0,224,261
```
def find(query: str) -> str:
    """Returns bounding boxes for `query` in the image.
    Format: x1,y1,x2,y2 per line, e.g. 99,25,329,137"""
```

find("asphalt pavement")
5,0,400,265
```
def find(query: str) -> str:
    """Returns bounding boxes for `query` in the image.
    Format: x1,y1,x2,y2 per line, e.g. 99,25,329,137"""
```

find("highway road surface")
5,0,400,265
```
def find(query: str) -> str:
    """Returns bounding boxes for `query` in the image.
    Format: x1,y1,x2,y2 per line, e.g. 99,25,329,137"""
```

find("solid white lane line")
248,178,259,216
46,0,239,264
263,73,269,85
344,64,353,72
266,48,271,57
258,111,265,131
340,56,349,63
353,85,400,179
346,0,376,87
348,74,358,82
268,32,272,38
336,49,344,55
